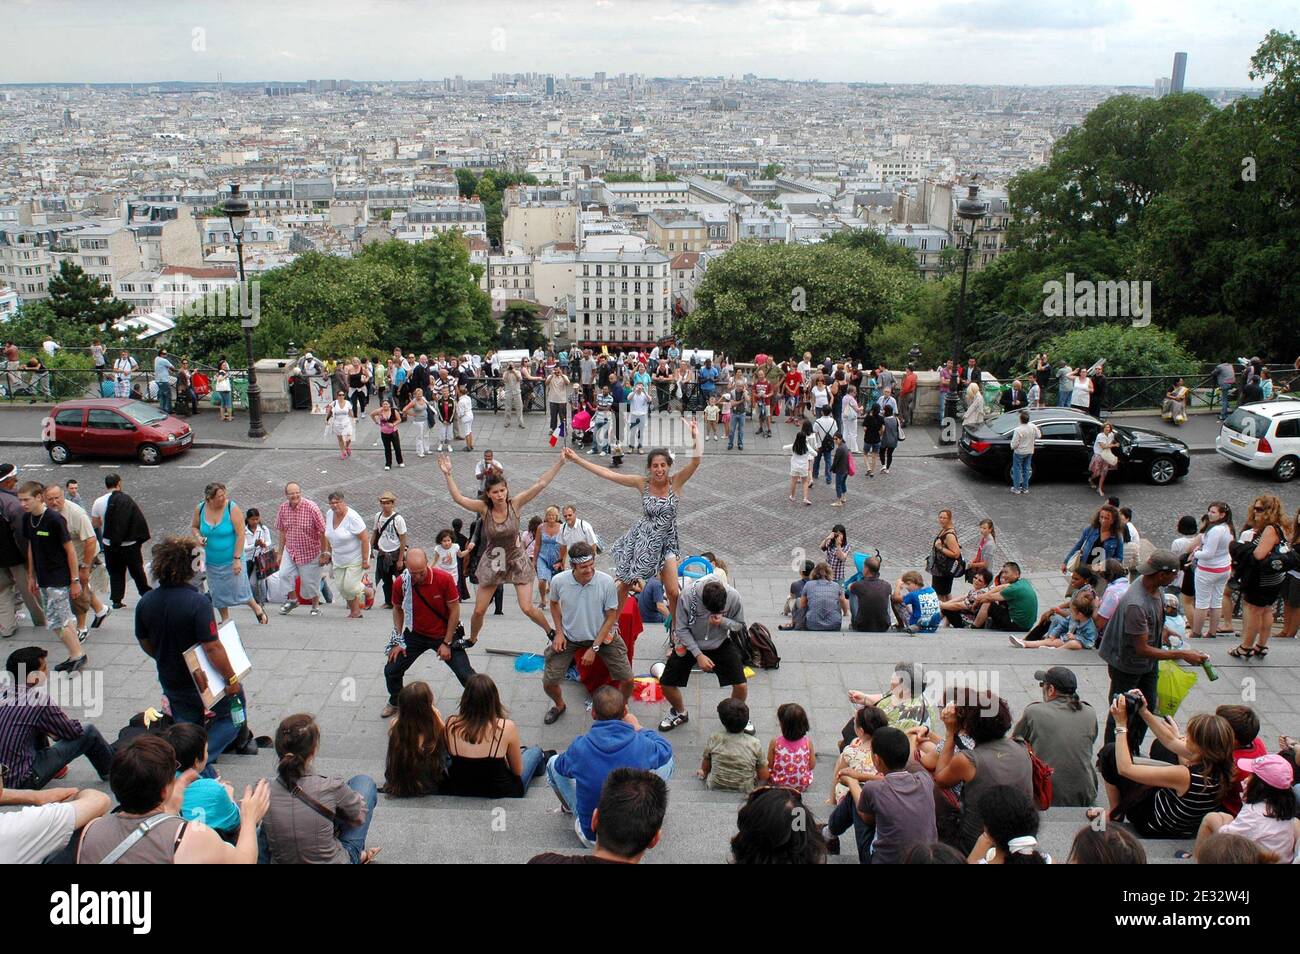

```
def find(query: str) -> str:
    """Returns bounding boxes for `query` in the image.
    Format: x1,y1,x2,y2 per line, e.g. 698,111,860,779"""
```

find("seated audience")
443,674,548,798
162,722,241,841
528,768,669,865
892,571,942,633
0,774,110,864
1011,667,1098,806
1195,753,1298,864
262,714,379,864
383,682,446,798
836,724,937,865
1067,825,1148,864
547,685,673,846
967,785,1051,864
700,699,767,793
847,556,893,632
1009,593,1097,649
781,562,847,631
730,785,827,864
767,703,815,793
938,568,993,628
1023,567,1098,641
970,562,1038,631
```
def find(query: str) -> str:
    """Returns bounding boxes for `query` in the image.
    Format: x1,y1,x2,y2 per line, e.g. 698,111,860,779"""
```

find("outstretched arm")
562,446,644,489
671,419,704,492
513,452,567,509
437,456,486,514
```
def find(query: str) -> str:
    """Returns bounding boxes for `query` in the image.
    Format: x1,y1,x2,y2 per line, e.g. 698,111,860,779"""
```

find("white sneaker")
1008,635,1026,648
399,463,405,468
384,465,391,470
743,721,756,736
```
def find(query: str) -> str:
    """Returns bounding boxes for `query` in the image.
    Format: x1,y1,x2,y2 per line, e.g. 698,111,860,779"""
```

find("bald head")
405,548,428,573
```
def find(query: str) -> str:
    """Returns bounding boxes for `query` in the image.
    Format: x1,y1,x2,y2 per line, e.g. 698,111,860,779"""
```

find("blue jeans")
20,724,114,788
727,413,745,449
812,446,834,483
339,775,378,864
1058,387,1072,408
1011,452,1033,492
157,382,172,414
167,689,243,777
938,392,948,425
828,792,875,863
547,753,675,843
835,472,848,499
1219,387,1231,420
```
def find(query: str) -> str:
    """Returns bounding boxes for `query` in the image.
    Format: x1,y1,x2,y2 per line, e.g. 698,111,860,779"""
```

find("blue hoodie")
553,720,673,840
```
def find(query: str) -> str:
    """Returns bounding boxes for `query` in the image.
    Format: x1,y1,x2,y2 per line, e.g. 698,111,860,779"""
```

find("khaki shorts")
543,634,632,686
280,550,324,599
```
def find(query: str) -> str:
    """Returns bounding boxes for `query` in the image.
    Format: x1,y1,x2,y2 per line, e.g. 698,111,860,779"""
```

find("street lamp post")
221,183,266,440
940,182,988,444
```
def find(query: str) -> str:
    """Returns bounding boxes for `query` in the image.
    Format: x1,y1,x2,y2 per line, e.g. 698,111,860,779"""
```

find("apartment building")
125,202,204,271
573,244,672,346
203,216,285,247
484,246,536,305
0,285,19,320
0,226,63,299
400,198,487,239
885,224,951,279
647,210,707,253
502,198,578,254
67,223,137,289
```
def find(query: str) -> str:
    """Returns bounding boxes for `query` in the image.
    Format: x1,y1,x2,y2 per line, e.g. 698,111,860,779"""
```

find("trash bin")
939,393,964,445
290,377,311,410
231,376,249,409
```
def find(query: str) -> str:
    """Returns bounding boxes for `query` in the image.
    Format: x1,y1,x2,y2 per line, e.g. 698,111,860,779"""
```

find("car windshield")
1223,408,1270,439
119,401,167,425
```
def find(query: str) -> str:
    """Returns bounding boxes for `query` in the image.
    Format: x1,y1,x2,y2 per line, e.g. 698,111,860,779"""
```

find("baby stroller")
570,407,594,448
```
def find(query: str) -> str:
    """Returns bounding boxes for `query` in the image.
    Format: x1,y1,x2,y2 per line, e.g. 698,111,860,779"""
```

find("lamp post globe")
221,183,266,440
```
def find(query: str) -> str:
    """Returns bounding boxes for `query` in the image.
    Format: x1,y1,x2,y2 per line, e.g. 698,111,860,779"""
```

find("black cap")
0,463,17,482
1034,667,1078,695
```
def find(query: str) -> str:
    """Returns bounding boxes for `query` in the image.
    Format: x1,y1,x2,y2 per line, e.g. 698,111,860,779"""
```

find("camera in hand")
1111,689,1145,712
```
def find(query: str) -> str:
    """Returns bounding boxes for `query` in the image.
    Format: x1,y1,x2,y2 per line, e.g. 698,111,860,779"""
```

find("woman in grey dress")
439,452,566,645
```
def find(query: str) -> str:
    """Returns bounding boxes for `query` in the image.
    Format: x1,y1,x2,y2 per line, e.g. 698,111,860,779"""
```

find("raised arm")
561,446,644,489
672,419,704,492
513,452,568,509
437,455,486,514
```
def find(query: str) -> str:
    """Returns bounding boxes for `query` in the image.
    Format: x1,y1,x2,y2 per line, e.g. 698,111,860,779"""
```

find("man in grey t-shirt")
1213,360,1236,420
153,350,175,414
542,542,631,724
1013,667,1098,807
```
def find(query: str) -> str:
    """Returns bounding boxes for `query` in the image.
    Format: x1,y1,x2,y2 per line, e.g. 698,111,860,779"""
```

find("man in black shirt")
527,768,665,865
848,557,894,632
0,462,46,636
17,482,84,672
135,537,246,770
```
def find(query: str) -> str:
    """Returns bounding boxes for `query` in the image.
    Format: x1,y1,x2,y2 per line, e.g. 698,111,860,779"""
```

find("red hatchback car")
45,398,193,465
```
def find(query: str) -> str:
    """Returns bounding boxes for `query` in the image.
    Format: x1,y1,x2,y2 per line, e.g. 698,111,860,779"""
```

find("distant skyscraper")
546,75,554,97
1170,52,1187,94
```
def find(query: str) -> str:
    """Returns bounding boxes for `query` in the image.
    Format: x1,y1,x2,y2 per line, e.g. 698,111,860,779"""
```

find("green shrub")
1042,325,1199,379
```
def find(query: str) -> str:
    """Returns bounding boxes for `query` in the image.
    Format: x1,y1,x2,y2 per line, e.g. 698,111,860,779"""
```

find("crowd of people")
2,336,1299,866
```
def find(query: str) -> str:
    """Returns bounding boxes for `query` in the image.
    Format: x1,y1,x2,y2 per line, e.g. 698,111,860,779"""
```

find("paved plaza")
1,404,1296,863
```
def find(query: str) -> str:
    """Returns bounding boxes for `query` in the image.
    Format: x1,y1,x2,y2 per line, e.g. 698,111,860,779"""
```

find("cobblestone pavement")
2,418,1296,864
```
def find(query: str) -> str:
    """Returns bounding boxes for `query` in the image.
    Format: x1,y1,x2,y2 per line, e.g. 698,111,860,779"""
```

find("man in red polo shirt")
381,548,471,717
782,362,803,423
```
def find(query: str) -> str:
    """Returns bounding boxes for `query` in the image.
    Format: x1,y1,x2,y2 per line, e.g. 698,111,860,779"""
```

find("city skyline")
1,0,1287,88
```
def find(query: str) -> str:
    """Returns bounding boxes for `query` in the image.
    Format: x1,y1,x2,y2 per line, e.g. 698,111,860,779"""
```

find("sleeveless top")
769,735,814,791
377,408,400,434
1138,767,1225,838
443,720,523,798
78,812,187,864
475,504,534,586
200,500,238,565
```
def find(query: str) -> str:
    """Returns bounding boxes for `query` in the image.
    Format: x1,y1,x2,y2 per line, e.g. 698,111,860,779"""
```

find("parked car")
1215,399,1300,482
44,398,193,465
959,408,1191,486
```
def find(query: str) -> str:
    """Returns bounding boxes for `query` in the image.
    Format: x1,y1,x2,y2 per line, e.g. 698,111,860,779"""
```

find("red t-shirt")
754,380,771,401
782,371,803,396
393,567,458,638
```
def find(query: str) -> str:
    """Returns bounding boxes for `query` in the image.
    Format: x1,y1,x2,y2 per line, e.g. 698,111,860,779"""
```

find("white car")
1215,399,1300,482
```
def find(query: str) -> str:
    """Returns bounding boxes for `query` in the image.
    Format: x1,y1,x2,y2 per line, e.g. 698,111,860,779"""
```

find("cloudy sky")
1,0,1287,86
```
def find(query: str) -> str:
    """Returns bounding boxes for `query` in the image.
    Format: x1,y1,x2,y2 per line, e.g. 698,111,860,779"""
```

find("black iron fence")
0,365,250,407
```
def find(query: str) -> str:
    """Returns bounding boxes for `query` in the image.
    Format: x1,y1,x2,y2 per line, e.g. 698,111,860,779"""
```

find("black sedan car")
958,408,1191,486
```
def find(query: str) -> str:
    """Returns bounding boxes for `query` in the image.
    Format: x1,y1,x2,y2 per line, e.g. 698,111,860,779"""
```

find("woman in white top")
324,490,370,619
402,387,431,458
1069,368,1093,411
961,381,986,430
1190,502,1235,639
840,386,861,453
243,507,273,606
810,375,831,414
786,422,815,506
326,390,357,460
213,360,234,421
1088,422,1120,498
456,385,475,452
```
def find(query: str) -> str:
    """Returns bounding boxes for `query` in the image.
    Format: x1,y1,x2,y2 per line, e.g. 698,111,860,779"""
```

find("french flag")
549,425,563,447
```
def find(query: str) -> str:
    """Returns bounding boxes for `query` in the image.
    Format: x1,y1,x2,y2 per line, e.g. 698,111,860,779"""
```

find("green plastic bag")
1154,659,1198,718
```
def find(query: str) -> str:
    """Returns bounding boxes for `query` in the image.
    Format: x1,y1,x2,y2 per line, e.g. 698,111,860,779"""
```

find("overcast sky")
1,0,1287,87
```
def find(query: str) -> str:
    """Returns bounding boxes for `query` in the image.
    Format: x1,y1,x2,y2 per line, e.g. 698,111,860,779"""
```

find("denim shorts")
863,442,881,453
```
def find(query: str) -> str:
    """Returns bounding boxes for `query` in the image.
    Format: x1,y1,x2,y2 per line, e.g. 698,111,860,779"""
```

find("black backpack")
745,623,781,670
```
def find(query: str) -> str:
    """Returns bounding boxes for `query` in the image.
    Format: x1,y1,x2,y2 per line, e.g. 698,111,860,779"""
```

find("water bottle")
1201,659,1219,682
230,695,246,728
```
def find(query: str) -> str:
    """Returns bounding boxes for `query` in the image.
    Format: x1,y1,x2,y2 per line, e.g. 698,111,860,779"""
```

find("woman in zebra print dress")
563,419,703,624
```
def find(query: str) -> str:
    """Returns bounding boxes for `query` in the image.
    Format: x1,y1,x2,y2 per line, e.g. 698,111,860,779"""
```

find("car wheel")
1274,456,1298,483
48,442,70,464
137,444,161,466
1147,456,1177,485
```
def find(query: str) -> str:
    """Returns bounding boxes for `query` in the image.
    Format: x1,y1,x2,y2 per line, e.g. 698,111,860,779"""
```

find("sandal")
1253,645,1269,658
543,705,566,725
255,609,269,625
360,847,382,864
1227,644,1256,659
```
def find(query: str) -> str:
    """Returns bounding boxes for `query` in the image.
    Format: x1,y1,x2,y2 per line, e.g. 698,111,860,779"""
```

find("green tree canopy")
46,260,131,328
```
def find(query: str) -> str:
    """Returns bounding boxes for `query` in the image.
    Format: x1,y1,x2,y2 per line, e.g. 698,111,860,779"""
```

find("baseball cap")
1034,667,1078,695
1235,753,1294,790
0,463,17,482
1137,550,1180,576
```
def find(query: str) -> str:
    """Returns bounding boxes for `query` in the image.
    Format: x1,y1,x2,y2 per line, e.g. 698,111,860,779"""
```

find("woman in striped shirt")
1095,702,1235,838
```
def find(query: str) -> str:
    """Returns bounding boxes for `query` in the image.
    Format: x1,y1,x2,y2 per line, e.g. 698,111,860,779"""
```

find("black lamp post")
221,183,266,439
951,182,989,371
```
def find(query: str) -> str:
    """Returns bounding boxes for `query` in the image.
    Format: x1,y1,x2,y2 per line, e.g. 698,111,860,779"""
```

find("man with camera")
382,547,473,718
1097,551,1210,751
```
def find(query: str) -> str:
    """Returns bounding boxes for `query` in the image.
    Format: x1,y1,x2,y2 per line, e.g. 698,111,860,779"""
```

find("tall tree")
46,260,131,328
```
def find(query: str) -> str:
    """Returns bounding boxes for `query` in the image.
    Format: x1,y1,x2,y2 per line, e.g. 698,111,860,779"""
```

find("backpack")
746,622,781,670
1015,737,1055,811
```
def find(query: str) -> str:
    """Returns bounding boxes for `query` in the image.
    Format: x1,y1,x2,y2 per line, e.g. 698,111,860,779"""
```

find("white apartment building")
483,246,536,305
400,198,487,238
502,200,578,254
203,216,285,247
573,245,672,347
885,224,951,279
0,227,61,299
0,285,19,320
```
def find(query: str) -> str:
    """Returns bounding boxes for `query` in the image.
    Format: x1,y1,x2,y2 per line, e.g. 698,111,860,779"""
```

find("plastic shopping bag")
1154,659,1198,718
